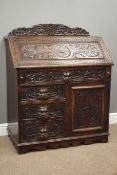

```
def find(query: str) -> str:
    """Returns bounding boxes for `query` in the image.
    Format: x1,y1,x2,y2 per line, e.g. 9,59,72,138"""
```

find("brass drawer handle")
38,87,48,96
39,105,48,112
62,71,72,80
63,71,71,76
37,105,49,121
20,76,24,80
39,87,48,93
107,71,110,75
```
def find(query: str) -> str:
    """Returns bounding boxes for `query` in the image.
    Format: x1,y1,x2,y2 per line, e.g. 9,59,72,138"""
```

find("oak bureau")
6,24,113,153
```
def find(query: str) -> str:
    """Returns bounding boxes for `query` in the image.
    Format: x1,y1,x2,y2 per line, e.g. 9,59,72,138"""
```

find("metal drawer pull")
62,71,72,80
39,105,48,112
38,87,48,96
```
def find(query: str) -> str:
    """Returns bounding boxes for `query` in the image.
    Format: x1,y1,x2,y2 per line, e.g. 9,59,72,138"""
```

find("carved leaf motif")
20,85,64,99
73,44,100,57
21,45,50,59
22,120,64,142
21,103,65,120
9,24,89,36
20,69,104,84
70,70,104,81
21,43,101,59
25,72,61,82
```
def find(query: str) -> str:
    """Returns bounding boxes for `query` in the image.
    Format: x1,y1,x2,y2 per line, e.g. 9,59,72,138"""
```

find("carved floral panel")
8,34,113,68
20,43,103,60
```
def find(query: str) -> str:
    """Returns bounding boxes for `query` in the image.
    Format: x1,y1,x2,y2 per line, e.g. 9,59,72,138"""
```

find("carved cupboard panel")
6,24,113,153
69,83,106,135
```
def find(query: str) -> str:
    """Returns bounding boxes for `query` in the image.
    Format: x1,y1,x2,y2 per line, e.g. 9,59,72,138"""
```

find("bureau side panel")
6,39,18,144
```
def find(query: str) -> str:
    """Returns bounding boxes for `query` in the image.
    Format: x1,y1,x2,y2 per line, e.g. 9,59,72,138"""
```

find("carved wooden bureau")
6,24,113,153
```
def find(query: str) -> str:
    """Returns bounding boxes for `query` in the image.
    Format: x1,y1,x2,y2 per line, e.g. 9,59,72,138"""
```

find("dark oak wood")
9,24,89,36
6,24,113,154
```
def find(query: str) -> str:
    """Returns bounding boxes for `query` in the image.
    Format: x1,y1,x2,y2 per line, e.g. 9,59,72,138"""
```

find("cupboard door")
69,83,107,136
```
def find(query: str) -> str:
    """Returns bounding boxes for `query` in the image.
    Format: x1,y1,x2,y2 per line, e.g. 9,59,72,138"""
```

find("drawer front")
68,69,105,81
21,120,64,142
19,68,105,85
20,85,65,100
20,102,65,142
20,103,65,120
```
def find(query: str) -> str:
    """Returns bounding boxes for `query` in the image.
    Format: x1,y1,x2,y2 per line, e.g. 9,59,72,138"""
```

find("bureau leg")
99,136,108,143
17,147,28,154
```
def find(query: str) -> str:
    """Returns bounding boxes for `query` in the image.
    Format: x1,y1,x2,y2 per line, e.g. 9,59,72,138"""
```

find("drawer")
21,119,64,142
19,70,64,84
20,102,65,120
18,68,105,85
20,85,65,100
20,102,65,142
68,69,105,82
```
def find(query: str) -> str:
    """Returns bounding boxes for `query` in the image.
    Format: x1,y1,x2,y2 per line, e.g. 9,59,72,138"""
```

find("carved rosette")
9,24,89,36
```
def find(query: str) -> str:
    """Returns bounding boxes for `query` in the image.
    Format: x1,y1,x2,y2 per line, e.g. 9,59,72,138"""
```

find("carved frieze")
19,69,105,84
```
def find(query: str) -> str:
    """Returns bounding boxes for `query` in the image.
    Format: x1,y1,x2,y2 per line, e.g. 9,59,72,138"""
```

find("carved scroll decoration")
20,85,64,100
22,103,64,119
23,120,64,141
21,43,102,59
9,24,89,36
20,69,105,84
